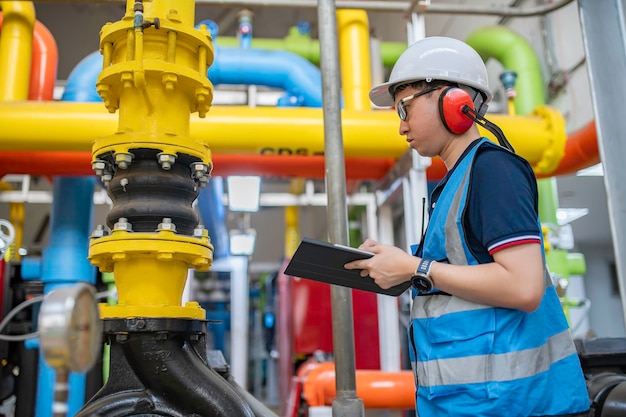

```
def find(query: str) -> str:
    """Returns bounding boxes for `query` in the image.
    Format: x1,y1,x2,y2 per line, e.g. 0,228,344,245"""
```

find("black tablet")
283,237,411,297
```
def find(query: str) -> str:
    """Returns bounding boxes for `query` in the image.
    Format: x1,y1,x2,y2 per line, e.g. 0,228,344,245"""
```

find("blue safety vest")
409,138,590,417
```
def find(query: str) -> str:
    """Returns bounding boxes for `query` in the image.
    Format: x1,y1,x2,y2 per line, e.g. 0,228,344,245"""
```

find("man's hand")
344,238,417,289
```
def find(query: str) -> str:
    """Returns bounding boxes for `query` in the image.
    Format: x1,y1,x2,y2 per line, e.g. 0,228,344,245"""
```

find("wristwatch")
411,259,436,293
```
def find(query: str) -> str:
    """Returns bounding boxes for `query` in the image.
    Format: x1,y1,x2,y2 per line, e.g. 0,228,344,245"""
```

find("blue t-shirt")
426,139,542,263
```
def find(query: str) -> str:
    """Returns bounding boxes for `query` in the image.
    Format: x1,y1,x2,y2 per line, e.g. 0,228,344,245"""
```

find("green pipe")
214,25,407,68
466,26,545,115
537,177,559,226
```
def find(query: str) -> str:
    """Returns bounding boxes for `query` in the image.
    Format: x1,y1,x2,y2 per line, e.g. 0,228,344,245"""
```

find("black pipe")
76,318,255,417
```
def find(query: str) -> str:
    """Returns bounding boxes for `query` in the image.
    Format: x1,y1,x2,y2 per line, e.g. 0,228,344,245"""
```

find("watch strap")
416,259,435,277
411,259,436,293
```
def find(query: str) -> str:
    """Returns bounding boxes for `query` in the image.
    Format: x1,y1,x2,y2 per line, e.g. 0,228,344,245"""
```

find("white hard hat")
369,36,492,107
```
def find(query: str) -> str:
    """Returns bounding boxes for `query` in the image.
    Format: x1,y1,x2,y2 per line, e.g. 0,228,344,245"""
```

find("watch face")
412,275,432,293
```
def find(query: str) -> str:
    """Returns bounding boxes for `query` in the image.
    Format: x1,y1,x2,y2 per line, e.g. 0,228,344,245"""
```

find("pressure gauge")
39,283,102,373
0,218,15,256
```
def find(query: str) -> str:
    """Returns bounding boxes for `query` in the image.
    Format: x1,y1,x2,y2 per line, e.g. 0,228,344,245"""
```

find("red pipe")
0,151,398,181
0,13,58,101
0,259,4,318
278,260,295,417
29,19,58,101
0,120,598,180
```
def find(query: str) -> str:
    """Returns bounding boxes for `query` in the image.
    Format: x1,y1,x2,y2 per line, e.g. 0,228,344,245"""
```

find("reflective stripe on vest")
414,328,576,387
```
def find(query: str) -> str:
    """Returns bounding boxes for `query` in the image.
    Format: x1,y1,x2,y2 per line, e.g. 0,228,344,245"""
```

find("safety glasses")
396,86,441,121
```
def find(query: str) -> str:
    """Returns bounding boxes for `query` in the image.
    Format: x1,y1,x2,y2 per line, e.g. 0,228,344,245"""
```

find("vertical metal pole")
578,0,626,327
317,0,364,415
229,255,249,387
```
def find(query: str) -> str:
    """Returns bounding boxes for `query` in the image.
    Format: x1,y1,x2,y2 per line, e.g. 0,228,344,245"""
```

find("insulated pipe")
0,1,35,100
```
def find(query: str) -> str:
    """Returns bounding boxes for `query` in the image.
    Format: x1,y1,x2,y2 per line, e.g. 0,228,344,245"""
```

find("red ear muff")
438,87,475,134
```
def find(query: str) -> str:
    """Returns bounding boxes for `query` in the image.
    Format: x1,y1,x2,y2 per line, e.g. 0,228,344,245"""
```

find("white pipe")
373,202,402,372
229,255,249,387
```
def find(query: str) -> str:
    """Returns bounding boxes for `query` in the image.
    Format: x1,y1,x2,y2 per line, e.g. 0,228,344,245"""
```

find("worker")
345,36,590,417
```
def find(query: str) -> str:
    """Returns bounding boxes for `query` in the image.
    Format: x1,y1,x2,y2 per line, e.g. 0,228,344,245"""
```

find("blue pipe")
63,45,324,108
32,177,97,417
33,62,99,417
59,51,102,103
198,177,230,260
208,45,322,107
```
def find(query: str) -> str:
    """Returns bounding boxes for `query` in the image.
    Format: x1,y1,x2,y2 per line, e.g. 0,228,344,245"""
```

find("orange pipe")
537,120,599,178
0,151,397,181
29,19,58,100
427,120,600,181
0,13,58,101
301,362,415,410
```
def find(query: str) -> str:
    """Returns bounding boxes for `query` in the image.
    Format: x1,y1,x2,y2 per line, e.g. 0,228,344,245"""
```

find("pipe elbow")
0,1,36,25
529,105,567,175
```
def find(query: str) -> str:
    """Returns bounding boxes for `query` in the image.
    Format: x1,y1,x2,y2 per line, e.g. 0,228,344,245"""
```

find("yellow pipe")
89,0,214,319
285,179,305,259
90,230,212,319
0,181,23,261
337,9,371,111
0,1,34,262
0,1,35,101
507,98,516,116
0,102,566,175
